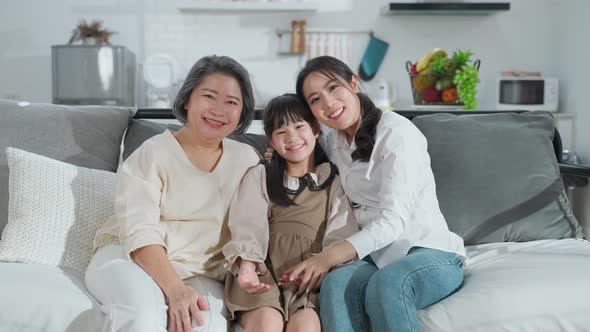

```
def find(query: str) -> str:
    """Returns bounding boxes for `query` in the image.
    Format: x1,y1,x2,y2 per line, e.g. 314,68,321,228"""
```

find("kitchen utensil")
358,35,389,81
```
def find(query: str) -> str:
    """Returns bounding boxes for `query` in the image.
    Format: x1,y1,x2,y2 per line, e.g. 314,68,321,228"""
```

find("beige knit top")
93,130,260,281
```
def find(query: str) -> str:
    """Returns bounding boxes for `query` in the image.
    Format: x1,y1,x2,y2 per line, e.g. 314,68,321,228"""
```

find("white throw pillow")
0,147,116,274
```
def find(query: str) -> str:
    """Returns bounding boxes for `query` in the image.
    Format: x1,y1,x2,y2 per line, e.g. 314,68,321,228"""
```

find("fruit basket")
407,48,481,109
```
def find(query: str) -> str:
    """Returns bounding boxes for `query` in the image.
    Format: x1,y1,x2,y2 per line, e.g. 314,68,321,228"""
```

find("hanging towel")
358,36,389,81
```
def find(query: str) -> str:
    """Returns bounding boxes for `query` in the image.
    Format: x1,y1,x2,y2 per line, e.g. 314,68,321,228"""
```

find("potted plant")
407,48,480,110
68,19,115,45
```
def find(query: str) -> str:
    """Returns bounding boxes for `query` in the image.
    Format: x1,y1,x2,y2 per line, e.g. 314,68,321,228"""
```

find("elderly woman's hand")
165,282,209,332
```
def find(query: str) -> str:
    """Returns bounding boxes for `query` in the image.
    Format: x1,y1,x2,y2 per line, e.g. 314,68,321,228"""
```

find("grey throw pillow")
412,111,582,245
123,119,268,160
0,99,134,235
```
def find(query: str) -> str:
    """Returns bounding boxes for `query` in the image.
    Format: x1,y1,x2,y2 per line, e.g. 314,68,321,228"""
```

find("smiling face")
269,120,319,168
184,72,243,141
302,71,362,137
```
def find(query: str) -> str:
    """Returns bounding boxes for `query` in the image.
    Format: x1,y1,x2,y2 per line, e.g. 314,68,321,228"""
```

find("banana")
416,48,447,72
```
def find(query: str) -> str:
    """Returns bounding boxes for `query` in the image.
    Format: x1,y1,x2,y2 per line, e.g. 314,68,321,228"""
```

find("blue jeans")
318,247,464,332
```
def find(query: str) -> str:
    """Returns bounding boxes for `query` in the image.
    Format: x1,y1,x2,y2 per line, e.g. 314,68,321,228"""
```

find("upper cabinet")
176,0,320,12
380,2,510,16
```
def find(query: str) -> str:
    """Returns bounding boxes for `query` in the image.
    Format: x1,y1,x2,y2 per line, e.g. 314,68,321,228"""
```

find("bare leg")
239,307,283,332
285,308,321,332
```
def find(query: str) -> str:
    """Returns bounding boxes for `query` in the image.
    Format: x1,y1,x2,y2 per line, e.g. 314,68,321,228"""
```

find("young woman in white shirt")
279,56,467,332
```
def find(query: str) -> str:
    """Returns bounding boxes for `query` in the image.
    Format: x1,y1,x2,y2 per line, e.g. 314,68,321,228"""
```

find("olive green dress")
222,162,358,321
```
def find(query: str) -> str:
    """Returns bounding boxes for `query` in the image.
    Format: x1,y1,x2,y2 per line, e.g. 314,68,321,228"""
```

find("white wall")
0,0,143,103
555,1,589,162
139,0,563,111
554,0,590,232
0,0,585,159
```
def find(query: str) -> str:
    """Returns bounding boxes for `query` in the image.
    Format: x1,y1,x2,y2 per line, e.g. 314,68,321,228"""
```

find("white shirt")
319,110,466,268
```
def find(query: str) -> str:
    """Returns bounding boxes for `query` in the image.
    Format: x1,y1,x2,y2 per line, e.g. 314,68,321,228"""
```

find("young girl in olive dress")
222,93,358,332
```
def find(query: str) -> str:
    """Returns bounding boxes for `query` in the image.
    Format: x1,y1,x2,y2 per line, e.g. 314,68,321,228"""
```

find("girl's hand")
165,282,208,332
264,147,274,161
238,260,270,294
278,253,332,295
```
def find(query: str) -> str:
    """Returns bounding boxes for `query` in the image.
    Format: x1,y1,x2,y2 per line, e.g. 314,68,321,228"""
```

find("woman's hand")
238,260,270,294
278,253,332,295
279,241,358,295
131,245,210,332
165,282,209,332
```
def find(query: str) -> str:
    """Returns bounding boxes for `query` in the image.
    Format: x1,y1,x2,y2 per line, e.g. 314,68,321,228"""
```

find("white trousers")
85,245,228,332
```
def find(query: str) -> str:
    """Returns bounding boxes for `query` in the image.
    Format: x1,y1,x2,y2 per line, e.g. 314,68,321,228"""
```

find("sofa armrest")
560,163,590,179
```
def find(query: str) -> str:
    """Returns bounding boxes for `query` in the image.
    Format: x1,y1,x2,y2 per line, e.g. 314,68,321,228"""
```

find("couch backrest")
0,100,134,236
122,119,268,161
1,105,579,245
129,109,581,245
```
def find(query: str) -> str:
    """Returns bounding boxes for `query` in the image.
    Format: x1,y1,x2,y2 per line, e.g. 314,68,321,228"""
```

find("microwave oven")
496,77,558,112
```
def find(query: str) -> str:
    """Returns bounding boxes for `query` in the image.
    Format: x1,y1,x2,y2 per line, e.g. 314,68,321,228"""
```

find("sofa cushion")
122,119,182,160
0,100,133,235
412,112,582,245
0,148,115,274
0,262,103,331
123,119,268,160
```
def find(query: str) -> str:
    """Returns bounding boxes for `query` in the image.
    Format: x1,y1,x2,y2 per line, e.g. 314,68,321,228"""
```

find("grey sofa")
0,100,589,331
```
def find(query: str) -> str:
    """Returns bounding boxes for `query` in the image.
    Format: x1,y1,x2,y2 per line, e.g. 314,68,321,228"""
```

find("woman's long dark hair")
295,56,381,162
263,93,328,207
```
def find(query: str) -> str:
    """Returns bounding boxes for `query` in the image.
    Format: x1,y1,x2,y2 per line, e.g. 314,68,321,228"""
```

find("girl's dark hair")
173,55,254,134
295,56,381,162
263,93,327,207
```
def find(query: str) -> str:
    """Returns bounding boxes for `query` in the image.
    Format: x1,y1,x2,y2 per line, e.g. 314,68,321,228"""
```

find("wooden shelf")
276,28,373,36
177,1,319,12
277,51,305,56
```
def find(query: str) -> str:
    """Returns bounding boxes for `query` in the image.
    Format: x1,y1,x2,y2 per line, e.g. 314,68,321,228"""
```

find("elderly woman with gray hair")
85,55,260,332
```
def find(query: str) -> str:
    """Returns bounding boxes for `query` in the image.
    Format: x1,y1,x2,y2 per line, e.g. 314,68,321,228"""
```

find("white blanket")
2,239,588,331
419,239,590,332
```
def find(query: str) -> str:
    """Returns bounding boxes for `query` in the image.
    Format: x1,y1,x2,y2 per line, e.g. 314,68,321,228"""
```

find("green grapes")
453,65,480,110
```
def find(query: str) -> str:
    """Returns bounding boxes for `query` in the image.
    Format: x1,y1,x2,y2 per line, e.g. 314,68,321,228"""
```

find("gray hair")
172,55,255,134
